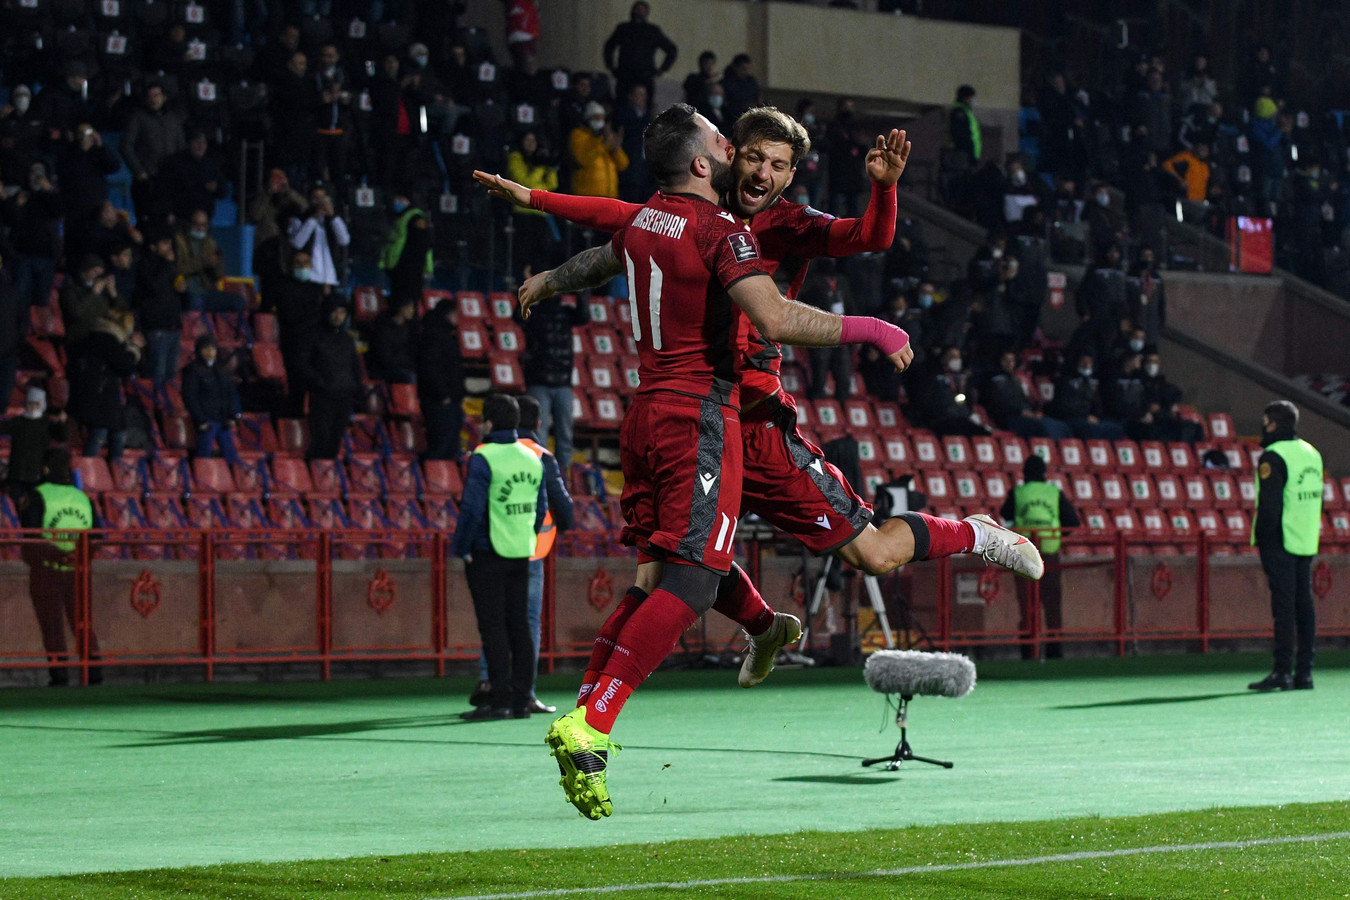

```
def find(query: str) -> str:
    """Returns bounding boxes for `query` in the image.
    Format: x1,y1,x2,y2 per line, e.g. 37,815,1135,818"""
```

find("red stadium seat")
185,493,228,528
226,493,267,528
589,328,620,357
232,458,266,493
883,436,911,467
421,496,459,530
983,471,1010,506
423,460,464,497
192,457,236,493
952,470,982,503
494,322,525,353
1099,473,1129,508
874,403,903,430
346,495,390,529
1070,472,1099,505
102,493,147,528
1114,440,1142,471
386,494,429,529
387,382,420,418
1327,510,1350,540
452,291,482,320
1045,470,1068,495
266,496,310,529
306,496,349,529
1223,509,1250,535
855,436,879,465
144,493,189,528
970,435,999,467
1183,473,1211,505
1209,472,1239,508
1195,508,1221,532
353,285,384,322
159,414,192,450
388,420,426,456
941,436,971,466
1207,413,1234,441
110,455,146,493
269,456,313,494
384,457,419,495
1138,508,1167,532
1112,509,1140,532
345,453,385,496
30,303,64,337
1086,439,1113,470
490,353,524,390
460,323,489,359
587,362,618,391
1081,507,1109,531
844,400,874,430
1167,509,1196,536
1238,478,1256,505
910,431,940,466
1154,474,1182,506
1340,478,1350,508
586,295,611,324
1322,476,1345,511
592,393,623,428
814,400,844,435
147,455,188,493
237,414,280,453
252,343,286,381
1127,473,1155,505
1059,439,1086,469
619,355,641,391
74,456,114,494
1168,443,1197,471
489,292,516,323
922,470,955,504
1027,437,1057,467
309,459,345,494
1001,437,1027,469
861,470,887,499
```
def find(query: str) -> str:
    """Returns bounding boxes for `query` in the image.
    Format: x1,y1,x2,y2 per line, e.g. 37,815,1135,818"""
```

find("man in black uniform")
1248,401,1323,691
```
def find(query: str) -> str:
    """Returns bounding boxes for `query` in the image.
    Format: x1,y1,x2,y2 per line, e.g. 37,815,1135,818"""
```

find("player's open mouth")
740,183,769,205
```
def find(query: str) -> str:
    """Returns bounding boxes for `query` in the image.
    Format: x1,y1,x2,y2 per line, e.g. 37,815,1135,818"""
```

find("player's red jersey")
609,192,768,409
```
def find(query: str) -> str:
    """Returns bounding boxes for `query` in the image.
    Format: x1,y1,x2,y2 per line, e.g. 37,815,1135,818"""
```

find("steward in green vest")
19,447,102,687
454,394,548,719
1001,454,1081,660
378,194,433,308
948,84,982,166
1248,400,1323,692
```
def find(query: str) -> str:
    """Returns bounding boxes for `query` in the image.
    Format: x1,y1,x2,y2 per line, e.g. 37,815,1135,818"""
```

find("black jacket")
68,320,141,430
417,311,464,405
0,416,69,485
602,20,677,81
273,277,326,340
133,253,184,332
3,188,64,260
55,142,121,220
521,297,588,388
1253,426,1299,551
1051,372,1104,420
982,371,1033,428
159,149,229,221
182,358,242,425
367,312,420,381
297,317,362,399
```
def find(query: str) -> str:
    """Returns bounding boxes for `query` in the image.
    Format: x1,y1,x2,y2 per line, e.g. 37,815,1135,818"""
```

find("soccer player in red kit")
476,109,1041,694
517,104,914,820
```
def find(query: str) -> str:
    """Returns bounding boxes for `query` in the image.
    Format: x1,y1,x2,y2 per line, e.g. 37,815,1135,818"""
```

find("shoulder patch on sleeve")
726,231,760,262
802,205,835,220
1259,461,1272,480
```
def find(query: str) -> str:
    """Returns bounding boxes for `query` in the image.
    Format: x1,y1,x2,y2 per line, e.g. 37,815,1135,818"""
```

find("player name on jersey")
630,207,689,240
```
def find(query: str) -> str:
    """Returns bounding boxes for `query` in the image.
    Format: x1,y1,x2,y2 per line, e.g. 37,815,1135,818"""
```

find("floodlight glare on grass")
861,650,976,771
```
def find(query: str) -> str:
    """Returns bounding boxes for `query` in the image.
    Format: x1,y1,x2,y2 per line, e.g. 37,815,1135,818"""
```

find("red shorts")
619,392,744,575
741,395,872,555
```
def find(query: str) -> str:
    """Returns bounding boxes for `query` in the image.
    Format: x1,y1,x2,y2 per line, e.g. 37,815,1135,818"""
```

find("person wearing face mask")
288,188,351,289
1049,352,1125,440
182,335,242,463
133,230,185,387
1126,247,1166,346
1104,351,1154,440
1110,326,1148,378
602,1,678,107
1075,244,1127,361
0,386,70,503
569,102,629,199
913,346,991,437
275,249,326,417
1138,349,1203,443
175,210,245,319
1085,182,1124,260
982,350,1071,439
379,192,433,308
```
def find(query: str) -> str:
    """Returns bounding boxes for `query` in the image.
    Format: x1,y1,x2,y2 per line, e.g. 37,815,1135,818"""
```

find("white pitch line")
432,831,1350,900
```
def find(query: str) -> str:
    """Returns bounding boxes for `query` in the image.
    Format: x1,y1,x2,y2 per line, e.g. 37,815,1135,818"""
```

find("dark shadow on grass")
773,774,903,785
1052,691,1249,709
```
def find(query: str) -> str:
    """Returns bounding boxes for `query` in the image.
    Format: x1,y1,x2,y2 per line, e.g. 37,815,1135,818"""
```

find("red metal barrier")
0,526,1347,681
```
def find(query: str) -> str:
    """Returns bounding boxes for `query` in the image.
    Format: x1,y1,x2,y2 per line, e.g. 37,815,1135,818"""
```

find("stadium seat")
191,457,235,494
855,436,878,465
861,470,887,499
158,414,192,451
1138,508,1167,532
1099,473,1128,508
814,400,844,438
1209,472,1238,508
922,470,955,504
30,303,64,338
1183,473,1211,505
102,493,149,528
1059,439,1086,468
971,435,999,466
490,353,524,390
619,355,641,390
266,496,311,529
1000,437,1027,469
983,471,1010,506
185,493,229,529
383,457,420,496
1207,413,1234,441
421,496,459,530
874,402,903,430
346,495,391,530
494,322,525,353
306,496,350,529
388,420,426,455
147,455,188,494
1027,437,1057,467
1327,510,1350,540
1195,508,1221,533
386,494,429,529
447,291,480,320
883,436,911,467
387,382,420,419
586,362,618,391
1218,443,1247,470
309,459,346,495
1045,471,1069,497
592,393,623,428
110,455,146,493
1322,476,1345,511
941,436,971,466
844,400,873,430
1112,509,1140,531
460,323,489,359
251,343,286,381
237,414,280,453
1340,478,1350,508
1114,441,1142,471
73,456,115,494
488,292,516,324
144,493,190,528
252,312,279,344
1070,472,1099,505
225,493,268,529
1223,509,1249,535
952,470,981,503
346,453,386,497
1081,507,1109,531
1155,474,1182,506
353,285,384,322
1167,509,1196,536
1139,440,1166,471
269,456,314,494
346,415,388,454
1168,442,1197,470
422,460,464,497
1086,439,1113,470
1238,478,1256,505
910,431,940,466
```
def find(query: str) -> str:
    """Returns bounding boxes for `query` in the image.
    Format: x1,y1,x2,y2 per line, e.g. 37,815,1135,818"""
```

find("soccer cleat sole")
545,723,612,820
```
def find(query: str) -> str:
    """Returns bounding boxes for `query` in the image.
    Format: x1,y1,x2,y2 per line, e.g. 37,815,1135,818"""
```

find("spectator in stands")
105,241,137,307
912,346,989,436
1177,55,1218,114
85,201,143,263
159,129,229,224
32,61,93,138
791,99,826,206
504,0,542,67
970,242,1024,365
1038,72,1087,179
68,308,140,459
379,191,433,307
1128,246,1167,346
312,46,354,186
298,297,362,460
1104,350,1155,440
248,170,307,311
455,393,546,720
0,386,69,502
521,294,588,471
683,50,719,111
702,83,730,132
613,85,655,203
20,447,101,687
1108,325,1147,378
0,85,44,178
602,1,678,105
182,335,242,464
1002,156,1043,227
1162,140,1212,206
721,54,760,122
1140,348,1204,443
827,98,870,217
133,230,184,387
256,24,302,85
1238,45,1282,112
505,133,561,278
1130,68,1173,157
176,210,245,317
801,258,857,404
59,255,119,345
417,298,465,461
2,162,63,313
274,248,326,417
570,103,629,199
983,349,1072,438
271,51,319,184
1049,351,1125,440
54,123,120,237
1178,100,1225,151
470,393,572,715
368,297,420,384
1250,102,1290,205
1085,183,1125,259
368,55,417,189
1002,454,1078,660
120,83,185,228
1075,244,1127,362
288,187,351,290
558,74,595,149
948,85,981,174
0,243,18,414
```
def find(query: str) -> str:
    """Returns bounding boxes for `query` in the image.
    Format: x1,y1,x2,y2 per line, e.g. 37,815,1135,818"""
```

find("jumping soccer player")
476,107,1041,697
528,104,913,820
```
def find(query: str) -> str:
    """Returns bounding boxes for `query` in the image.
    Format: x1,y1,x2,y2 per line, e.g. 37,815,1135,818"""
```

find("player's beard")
709,154,736,197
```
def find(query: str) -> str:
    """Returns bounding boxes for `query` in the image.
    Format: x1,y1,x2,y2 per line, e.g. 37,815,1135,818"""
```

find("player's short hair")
732,106,811,166
644,103,707,190
483,393,520,432
517,394,541,433
1264,400,1298,430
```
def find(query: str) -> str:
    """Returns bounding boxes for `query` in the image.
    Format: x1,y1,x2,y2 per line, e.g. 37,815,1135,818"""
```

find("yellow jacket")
507,151,559,217
569,126,629,199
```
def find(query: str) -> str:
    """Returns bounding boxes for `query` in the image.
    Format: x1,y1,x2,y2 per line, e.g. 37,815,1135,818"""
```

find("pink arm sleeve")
824,182,898,255
840,316,909,355
530,191,641,233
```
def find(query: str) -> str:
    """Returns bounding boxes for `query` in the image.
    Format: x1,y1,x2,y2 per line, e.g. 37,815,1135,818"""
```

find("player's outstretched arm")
824,128,910,256
728,274,913,371
519,244,623,318
472,170,532,207
473,169,638,231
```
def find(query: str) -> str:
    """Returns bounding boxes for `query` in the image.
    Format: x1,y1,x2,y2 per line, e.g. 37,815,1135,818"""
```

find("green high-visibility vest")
36,483,94,553
950,101,982,161
474,441,544,559
1013,481,1061,554
378,208,433,274
1252,439,1323,555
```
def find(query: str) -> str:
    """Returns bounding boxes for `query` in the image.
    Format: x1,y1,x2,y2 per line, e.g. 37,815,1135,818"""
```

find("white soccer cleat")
965,514,1044,580
739,613,803,688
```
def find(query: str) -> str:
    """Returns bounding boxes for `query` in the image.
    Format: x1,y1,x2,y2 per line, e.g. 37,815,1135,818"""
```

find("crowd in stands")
0,0,1323,547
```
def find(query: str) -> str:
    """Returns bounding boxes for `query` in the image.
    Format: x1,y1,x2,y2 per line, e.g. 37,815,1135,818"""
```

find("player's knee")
659,562,721,614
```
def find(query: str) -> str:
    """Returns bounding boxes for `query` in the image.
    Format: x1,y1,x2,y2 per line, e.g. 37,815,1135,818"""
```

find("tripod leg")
907,754,955,769
863,574,896,649
801,556,833,650
861,739,904,768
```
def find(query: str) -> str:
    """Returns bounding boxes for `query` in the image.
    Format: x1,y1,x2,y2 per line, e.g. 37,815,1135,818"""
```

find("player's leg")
837,511,1044,580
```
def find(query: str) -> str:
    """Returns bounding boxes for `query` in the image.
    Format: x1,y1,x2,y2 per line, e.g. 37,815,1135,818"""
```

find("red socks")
902,512,976,560
577,586,647,706
582,588,698,733
711,564,775,636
